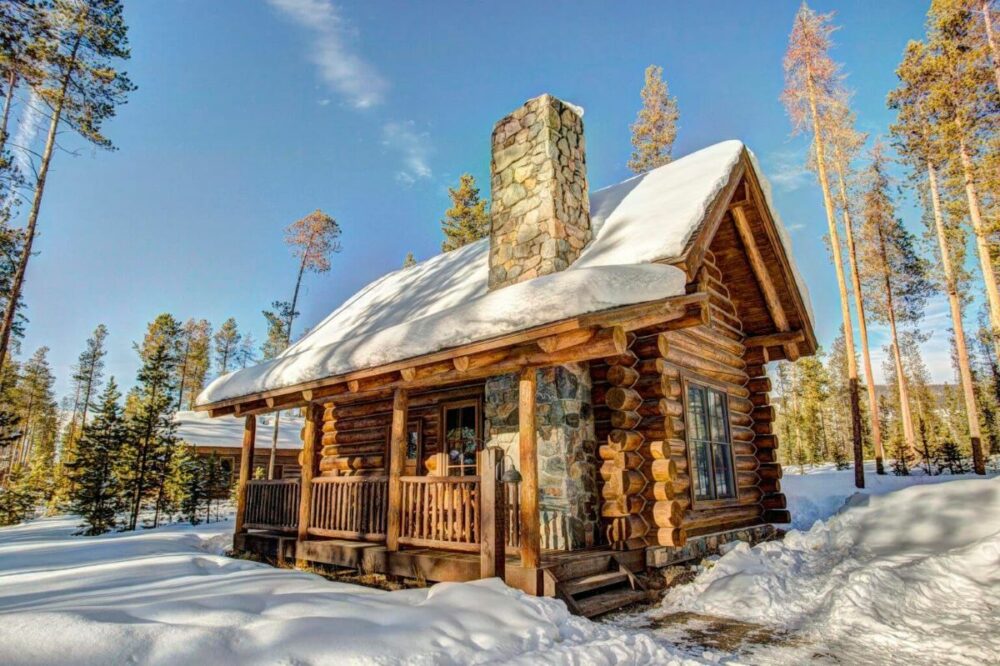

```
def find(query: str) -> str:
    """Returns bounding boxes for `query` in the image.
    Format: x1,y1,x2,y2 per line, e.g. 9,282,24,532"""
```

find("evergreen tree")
0,0,135,376
0,468,35,525
940,438,969,474
11,347,57,504
175,445,206,525
403,252,416,268
121,317,178,530
783,2,865,486
261,301,294,361
858,142,933,460
627,64,679,173
441,174,489,251
213,317,241,376
175,319,211,411
236,332,257,369
67,379,125,535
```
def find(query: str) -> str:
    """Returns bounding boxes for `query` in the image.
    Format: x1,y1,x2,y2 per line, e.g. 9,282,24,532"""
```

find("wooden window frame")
440,398,482,476
406,419,423,471
682,376,740,510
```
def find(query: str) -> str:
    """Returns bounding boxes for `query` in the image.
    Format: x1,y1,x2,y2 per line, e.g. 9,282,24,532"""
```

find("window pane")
708,390,727,442
687,386,708,441
713,443,735,498
406,429,419,460
693,441,712,500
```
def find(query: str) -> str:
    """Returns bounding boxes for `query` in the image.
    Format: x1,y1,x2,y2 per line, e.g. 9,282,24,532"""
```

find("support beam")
479,447,505,581
518,368,540,569
730,204,798,360
386,388,409,552
743,330,805,350
296,404,321,562
233,415,256,536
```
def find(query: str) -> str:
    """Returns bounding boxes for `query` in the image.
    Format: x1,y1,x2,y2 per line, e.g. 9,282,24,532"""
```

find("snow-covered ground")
629,467,1000,665
1,468,996,665
0,516,689,665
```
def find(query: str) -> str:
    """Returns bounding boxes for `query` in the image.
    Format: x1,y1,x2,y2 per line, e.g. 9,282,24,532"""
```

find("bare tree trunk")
878,226,918,458
176,338,190,412
0,34,82,376
806,72,865,488
927,161,986,474
834,158,884,474
957,133,1000,362
983,1,1000,93
0,70,15,152
268,252,308,480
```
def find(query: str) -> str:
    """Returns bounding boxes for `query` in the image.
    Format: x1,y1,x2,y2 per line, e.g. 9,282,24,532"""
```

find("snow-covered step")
561,570,630,596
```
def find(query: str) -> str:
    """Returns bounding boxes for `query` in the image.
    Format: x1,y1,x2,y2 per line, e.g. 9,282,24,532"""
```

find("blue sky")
15,0,956,399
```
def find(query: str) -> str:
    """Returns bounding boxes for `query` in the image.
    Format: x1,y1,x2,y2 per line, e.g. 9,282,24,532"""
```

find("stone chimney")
488,94,591,291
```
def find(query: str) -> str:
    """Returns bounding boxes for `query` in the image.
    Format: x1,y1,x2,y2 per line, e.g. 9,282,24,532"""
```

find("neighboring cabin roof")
196,140,812,408
175,410,303,450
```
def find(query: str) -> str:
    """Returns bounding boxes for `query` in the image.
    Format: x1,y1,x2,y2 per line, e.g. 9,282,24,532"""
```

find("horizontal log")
759,478,781,494
735,455,760,472
600,469,646,497
756,448,776,464
763,509,791,524
745,363,767,379
606,364,640,387
600,452,644,472
731,425,755,443
321,427,387,445
604,350,639,367
664,330,747,370
752,405,776,422
761,493,787,510
673,325,745,358
758,463,783,481
647,439,686,460
611,410,642,430
746,377,772,394
730,411,753,428
754,434,778,450
399,360,454,382
650,500,684,527
590,363,609,382
320,443,385,458
608,429,644,451
729,395,754,414
606,387,643,411
752,421,773,436
536,327,596,354
733,440,757,457
750,393,770,407
651,458,678,482
453,349,509,372
606,515,649,541
737,470,759,487
683,505,762,532
738,485,764,504
652,527,687,547
601,495,645,517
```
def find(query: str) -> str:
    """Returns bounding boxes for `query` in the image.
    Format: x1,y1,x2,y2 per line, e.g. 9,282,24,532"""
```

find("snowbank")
656,475,1000,665
0,517,697,665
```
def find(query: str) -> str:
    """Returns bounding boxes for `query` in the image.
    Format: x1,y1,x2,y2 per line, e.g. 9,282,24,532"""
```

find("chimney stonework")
488,94,591,291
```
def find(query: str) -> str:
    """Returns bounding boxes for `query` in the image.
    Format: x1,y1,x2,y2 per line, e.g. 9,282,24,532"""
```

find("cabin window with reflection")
686,383,736,501
443,402,479,476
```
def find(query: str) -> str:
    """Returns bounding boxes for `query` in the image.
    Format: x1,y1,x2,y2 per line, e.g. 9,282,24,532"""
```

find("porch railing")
309,475,388,540
398,475,481,552
244,479,300,532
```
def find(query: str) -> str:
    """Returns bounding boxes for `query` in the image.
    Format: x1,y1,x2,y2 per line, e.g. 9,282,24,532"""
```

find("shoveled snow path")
0,517,698,665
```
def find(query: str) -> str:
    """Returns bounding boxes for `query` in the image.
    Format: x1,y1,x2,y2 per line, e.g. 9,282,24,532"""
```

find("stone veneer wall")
484,364,598,550
487,94,591,291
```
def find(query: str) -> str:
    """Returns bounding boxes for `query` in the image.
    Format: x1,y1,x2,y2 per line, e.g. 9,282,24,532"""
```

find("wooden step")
561,570,629,596
548,552,614,580
575,587,651,618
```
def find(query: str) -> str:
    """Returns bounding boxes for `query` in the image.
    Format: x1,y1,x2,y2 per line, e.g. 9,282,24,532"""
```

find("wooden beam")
536,328,595,354
518,368,539,570
233,415,256,536
296,404,321,562
744,330,805,350
385,388,408,552
730,203,799,360
479,447,505,581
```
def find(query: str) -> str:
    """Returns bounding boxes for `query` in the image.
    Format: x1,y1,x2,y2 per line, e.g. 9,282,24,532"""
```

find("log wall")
594,249,788,550
316,383,485,476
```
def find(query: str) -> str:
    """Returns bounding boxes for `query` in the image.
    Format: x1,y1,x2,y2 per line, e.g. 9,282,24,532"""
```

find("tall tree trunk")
834,157,885,474
806,71,865,487
269,252,309,479
927,161,986,474
983,1,1000,93
878,226,918,457
0,34,83,376
176,339,190,411
0,70,15,152
957,132,1000,362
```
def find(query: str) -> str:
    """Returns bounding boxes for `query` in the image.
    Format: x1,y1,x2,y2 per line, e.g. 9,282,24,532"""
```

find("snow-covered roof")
197,140,809,407
175,410,303,450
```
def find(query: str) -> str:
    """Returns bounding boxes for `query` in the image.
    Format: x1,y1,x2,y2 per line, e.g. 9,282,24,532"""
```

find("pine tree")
236,332,256,369
213,318,241,376
441,174,489,251
940,438,969,474
175,319,211,411
260,301,294,478
67,379,125,535
628,64,679,173
10,347,57,504
0,0,135,376
858,142,932,461
783,3,865,487
176,445,206,525
121,317,178,531
403,252,416,268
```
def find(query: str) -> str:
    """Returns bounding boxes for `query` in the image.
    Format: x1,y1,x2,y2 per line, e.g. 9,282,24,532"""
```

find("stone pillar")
484,363,598,550
488,94,591,291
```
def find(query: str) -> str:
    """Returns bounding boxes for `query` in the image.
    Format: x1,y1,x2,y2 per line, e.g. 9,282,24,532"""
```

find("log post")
479,447,505,581
518,367,540,570
296,404,321,561
233,415,256,536
386,388,408,551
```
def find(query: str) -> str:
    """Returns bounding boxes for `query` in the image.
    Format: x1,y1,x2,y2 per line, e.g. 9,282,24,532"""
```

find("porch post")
479,446,505,580
233,414,256,536
386,388,408,551
296,403,321,559
518,367,540,569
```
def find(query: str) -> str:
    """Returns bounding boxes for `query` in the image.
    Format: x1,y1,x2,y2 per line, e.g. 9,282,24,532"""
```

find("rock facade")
488,94,591,291
484,364,598,550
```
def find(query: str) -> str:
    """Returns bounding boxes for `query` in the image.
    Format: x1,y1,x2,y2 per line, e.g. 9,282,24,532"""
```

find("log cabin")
194,93,816,617
174,410,304,487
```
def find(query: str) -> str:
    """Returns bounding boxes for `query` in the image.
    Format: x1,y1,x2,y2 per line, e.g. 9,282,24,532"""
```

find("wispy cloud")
766,149,811,192
12,91,42,178
382,121,432,186
267,0,387,109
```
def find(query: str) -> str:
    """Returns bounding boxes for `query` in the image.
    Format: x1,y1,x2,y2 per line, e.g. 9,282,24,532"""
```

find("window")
686,383,736,502
443,401,480,476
